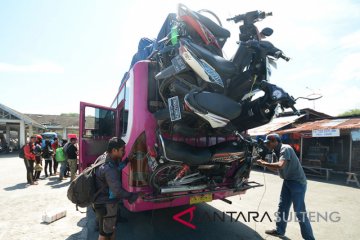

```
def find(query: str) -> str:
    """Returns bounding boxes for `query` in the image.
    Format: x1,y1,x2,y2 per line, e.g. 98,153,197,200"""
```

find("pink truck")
79,61,261,212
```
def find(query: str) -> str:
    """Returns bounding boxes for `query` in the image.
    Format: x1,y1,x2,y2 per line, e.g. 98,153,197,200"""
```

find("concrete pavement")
0,154,87,240
87,167,360,240
1,153,359,240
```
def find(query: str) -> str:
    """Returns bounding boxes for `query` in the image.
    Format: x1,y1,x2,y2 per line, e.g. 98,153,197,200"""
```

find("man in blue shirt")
93,137,138,240
257,133,315,240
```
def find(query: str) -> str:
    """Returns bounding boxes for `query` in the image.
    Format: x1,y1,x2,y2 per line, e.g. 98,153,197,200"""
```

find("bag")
67,155,106,211
63,143,70,160
19,145,25,159
35,163,43,171
55,147,66,162
42,146,53,159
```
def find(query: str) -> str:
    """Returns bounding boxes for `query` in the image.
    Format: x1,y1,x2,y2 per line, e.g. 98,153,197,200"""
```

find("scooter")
149,131,265,194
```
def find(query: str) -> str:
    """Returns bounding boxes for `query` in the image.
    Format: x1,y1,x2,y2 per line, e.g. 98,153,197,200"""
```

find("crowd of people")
22,134,78,185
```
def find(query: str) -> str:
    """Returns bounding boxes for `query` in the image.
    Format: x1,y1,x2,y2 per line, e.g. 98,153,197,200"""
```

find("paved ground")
0,154,86,240
1,153,359,240
87,167,360,240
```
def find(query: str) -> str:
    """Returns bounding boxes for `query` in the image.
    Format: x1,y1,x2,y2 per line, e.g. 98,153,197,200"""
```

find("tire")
149,162,183,193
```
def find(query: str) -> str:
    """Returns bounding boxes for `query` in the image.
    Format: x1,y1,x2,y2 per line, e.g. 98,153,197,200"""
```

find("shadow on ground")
65,217,88,240
3,182,28,191
87,203,265,240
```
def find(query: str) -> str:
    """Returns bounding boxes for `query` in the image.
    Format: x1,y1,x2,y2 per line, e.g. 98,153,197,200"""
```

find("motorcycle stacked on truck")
79,4,300,210
142,4,299,197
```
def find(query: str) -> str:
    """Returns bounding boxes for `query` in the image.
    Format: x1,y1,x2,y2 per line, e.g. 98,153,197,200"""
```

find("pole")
349,135,353,172
19,120,25,146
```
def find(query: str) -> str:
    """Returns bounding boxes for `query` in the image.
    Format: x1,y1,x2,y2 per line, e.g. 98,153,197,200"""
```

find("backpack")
19,145,25,159
55,147,66,162
42,146,53,159
63,142,70,160
67,155,106,211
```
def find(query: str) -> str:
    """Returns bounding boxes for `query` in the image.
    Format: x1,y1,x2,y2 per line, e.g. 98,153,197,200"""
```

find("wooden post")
349,135,353,172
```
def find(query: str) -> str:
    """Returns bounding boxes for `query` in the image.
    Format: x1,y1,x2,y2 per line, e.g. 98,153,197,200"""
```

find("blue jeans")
59,161,67,178
276,180,315,240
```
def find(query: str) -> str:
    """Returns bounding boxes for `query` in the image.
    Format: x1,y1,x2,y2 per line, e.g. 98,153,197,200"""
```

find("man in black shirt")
66,138,78,181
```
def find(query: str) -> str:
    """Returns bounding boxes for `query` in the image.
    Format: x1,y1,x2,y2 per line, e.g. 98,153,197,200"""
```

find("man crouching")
93,137,138,240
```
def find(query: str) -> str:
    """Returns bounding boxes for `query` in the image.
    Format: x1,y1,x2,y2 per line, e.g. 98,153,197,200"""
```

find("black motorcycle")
148,131,266,195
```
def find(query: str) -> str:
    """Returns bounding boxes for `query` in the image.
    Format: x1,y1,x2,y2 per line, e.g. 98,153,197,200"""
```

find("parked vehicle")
79,61,266,212
78,5,297,213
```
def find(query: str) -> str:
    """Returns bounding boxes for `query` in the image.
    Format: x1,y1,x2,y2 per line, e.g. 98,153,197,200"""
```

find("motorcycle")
154,10,289,104
149,131,266,194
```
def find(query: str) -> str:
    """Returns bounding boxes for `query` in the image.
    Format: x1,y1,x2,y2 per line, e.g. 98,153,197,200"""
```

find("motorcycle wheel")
233,162,250,190
149,162,183,193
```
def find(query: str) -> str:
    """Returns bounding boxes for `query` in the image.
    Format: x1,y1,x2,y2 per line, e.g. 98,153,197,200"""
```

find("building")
0,103,45,148
25,114,80,140
277,117,360,172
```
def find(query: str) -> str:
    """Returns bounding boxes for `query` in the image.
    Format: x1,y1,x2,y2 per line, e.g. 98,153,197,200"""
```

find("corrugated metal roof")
0,103,45,129
277,118,360,134
248,115,304,136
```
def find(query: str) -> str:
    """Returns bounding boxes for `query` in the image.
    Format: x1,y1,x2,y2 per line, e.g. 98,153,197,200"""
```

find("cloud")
0,61,64,73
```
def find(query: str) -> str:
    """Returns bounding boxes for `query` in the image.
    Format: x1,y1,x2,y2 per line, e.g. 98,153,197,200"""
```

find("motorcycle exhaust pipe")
160,184,207,194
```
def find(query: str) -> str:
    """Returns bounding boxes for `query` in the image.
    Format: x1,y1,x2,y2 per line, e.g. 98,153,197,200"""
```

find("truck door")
79,102,117,171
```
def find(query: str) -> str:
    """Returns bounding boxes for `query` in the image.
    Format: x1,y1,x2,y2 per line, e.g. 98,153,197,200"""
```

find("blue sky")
0,0,359,116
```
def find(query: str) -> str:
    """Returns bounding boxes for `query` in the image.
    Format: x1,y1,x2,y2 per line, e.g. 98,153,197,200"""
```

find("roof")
248,114,305,136
26,114,79,128
0,103,45,129
277,118,360,134
277,108,332,119
26,114,94,129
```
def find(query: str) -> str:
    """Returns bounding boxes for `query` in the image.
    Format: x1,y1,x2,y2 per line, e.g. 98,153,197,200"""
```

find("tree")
338,109,360,117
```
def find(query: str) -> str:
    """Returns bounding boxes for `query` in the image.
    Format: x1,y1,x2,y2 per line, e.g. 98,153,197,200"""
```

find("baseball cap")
264,133,281,143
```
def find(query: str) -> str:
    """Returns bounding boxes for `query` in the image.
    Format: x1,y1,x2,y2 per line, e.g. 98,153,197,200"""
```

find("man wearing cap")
257,133,315,240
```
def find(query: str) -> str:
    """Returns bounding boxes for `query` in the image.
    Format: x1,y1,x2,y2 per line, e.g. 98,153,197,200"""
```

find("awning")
248,114,304,136
277,118,360,135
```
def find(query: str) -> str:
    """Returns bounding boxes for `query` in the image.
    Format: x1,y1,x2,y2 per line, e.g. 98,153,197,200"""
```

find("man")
24,136,37,185
257,134,315,240
51,137,59,175
66,138,78,181
93,137,138,240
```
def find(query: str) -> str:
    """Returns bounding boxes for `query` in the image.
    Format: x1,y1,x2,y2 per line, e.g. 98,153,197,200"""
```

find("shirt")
278,144,307,184
24,143,35,161
66,143,78,159
94,153,130,204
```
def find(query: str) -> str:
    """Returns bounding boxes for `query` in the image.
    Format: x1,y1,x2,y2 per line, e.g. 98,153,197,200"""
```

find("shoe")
30,182,39,185
265,229,284,237
58,178,63,181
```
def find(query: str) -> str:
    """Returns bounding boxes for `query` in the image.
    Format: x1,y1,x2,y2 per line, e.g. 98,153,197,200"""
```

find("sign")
351,130,360,141
168,96,182,122
312,129,340,137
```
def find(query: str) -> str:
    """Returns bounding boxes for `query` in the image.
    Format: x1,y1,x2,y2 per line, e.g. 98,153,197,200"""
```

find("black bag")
18,145,25,159
67,154,106,211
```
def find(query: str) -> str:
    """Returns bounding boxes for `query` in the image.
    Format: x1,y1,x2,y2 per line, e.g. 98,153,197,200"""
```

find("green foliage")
338,109,360,117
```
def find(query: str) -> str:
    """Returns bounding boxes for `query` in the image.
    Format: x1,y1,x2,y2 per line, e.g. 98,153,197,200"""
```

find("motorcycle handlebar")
279,53,290,62
227,11,272,24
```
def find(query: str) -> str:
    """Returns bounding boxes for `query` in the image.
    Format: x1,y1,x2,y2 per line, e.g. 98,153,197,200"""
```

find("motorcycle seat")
194,12,231,40
186,91,242,120
162,138,211,165
185,41,237,77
